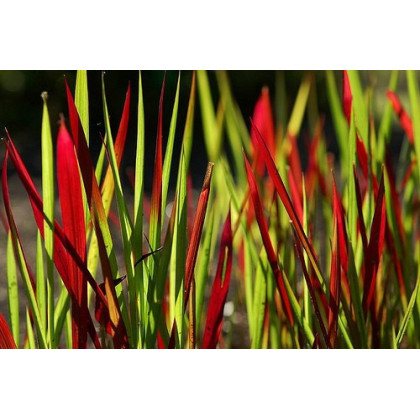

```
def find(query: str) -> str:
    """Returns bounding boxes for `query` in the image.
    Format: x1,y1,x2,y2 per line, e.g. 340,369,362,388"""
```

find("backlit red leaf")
202,209,233,349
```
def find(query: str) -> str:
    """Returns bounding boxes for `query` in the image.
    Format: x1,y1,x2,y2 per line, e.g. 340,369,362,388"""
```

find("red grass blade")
202,209,233,349
57,120,88,348
65,79,128,348
353,166,368,254
343,70,352,125
0,312,16,349
184,162,214,305
386,90,414,145
251,119,325,295
287,133,303,201
251,87,276,177
362,171,386,315
332,175,349,270
3,136,103,347
287,167,303,225
385,148,406,246
244,152,294,325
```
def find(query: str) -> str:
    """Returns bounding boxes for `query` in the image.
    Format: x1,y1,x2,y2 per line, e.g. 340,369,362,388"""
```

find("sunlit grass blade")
57,120,88,348
6,231,19,347
161,72,181,223
3,134,104,347
2,151,47,348
252,120,353,348
65,79,128,347
101,75,136,346
35,230,46,335
41,92,55,348
202,209,233,349
243,152,294,325
75,70,89,145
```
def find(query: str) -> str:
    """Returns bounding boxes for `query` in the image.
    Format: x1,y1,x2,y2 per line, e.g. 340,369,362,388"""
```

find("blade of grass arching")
57,120,88,348
377,71,399,166
2,153,47,348
6,232,19,347
396,266,419,347
3,136,105,347
35,231,46,335
253,122,353,348
101,76,136,346
202,209,233,349
41,92,55,348
161,72,181,223
326,70,348,169
65,79,128,347
251,254,267,349
347,71,368,145
0,312,16,349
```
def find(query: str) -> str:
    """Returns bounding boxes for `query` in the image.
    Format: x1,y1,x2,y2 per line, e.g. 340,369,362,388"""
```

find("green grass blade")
26,309,35,349
6,232,19,348
75,70,89,145
41,92,55,348
101,75,135,346
325,70,348,172
251,254,267,349
53,282,70,346
347,70,368,143
195,207,215,336
396,271,419,347
35,230,46,336
161,72,181,224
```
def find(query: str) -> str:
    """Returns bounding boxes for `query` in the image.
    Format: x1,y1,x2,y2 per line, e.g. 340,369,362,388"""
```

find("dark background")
0,70,401,192
0,70,322,191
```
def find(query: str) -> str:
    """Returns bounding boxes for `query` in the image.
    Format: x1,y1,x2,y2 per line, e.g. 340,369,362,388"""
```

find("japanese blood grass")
1,70,420,349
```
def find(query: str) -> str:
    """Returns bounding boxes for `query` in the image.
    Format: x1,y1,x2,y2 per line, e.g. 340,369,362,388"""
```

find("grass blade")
57,120,88,348
202,209,233,349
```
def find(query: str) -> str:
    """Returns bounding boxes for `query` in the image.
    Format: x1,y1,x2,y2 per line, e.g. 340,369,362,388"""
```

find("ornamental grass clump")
1,70,419,349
